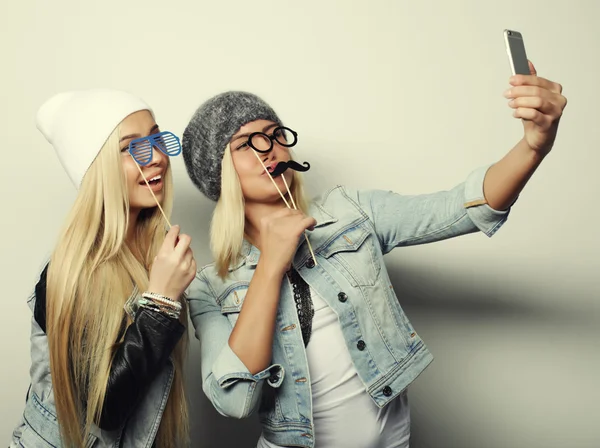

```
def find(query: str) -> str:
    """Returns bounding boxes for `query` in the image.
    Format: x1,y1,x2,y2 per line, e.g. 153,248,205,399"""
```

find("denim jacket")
10,278,182,448
187,165,510,448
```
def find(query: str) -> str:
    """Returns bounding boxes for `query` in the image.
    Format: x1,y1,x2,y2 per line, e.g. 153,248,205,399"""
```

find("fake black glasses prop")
247,127,298,154
128,131,182,166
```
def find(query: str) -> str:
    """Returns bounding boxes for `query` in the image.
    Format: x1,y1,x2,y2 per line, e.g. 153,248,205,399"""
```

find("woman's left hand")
504,60,567,157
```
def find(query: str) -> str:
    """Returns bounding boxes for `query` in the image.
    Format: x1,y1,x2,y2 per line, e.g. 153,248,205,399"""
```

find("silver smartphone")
504,29,530,75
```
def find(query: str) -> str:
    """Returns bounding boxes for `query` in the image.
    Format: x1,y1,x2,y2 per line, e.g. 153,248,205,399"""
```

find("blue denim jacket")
10,288,176,448
187,165,510,448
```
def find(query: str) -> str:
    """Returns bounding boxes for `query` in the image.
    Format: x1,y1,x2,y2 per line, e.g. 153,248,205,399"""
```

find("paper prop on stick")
128,131,182,228
247,126,317,265
269,160,310,177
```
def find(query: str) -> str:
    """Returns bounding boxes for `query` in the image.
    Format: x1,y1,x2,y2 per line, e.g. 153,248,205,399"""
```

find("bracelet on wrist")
142,292,181,310
139,296,181,320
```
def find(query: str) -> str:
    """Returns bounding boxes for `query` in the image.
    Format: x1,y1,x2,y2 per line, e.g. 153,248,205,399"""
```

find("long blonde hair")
47,122,188,447
211,144,309,278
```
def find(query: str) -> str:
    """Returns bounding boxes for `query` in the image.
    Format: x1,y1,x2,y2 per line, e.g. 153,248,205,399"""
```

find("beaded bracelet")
142,292,182,311
138,298,180,320
138,296,180,320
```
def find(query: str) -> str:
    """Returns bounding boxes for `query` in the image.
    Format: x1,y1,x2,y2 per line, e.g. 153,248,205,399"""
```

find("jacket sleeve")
98,307,184,430
186,272,283,419
344,164,511,255
33,266,185,431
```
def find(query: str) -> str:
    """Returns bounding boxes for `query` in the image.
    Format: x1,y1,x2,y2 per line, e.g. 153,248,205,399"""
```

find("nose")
261,143,286,164
147,145,166,167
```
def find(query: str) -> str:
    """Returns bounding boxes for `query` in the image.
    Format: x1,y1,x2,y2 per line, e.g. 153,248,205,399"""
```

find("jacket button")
382,386,392,397
338,292,348,302
305,258,315,269
268,374,280,385
357,340,366,351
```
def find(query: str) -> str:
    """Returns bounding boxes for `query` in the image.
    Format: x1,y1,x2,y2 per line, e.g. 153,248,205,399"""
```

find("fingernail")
503,89,512,98
508,99,515,106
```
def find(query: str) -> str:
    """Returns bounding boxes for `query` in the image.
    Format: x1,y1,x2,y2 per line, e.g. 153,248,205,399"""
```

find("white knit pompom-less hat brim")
36,88,153,187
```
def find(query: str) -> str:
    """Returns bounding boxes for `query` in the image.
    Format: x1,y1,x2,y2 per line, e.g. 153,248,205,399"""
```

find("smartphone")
504,29,530,75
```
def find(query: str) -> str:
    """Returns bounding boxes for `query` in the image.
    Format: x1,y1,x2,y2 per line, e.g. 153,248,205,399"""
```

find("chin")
131,195,164,210
243,187,282,204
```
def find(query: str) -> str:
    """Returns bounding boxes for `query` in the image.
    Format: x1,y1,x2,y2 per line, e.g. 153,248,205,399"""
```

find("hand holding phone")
502,29,567,155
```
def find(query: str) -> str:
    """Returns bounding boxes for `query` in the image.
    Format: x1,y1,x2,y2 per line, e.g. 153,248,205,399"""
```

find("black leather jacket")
34,264,185,431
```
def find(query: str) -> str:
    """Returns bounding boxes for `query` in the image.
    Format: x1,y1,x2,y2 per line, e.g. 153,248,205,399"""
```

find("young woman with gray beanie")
184,63,566,448
11,89,197,448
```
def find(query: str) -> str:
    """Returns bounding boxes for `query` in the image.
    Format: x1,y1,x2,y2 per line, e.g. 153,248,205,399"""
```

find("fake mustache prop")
269,160,311,177
250,150,317,265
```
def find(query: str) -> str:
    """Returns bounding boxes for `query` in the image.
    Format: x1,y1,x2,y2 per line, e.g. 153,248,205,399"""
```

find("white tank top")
256,288,411,448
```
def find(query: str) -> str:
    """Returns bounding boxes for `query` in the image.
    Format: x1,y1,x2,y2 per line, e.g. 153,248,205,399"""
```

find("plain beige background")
2,0,599,447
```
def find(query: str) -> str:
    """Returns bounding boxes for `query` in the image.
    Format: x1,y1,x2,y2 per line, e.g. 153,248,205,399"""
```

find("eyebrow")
120,124,160,142
230,123,278,144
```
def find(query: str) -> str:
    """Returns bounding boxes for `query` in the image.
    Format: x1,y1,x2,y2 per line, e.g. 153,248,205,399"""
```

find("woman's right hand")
258,208,317,276
148,225,197,301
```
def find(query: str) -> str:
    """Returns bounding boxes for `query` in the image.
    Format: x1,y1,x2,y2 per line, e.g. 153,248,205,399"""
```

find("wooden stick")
281,173,317,265
281,174,298,209
251,151,317,265
251,150,290,208
133,162,172,228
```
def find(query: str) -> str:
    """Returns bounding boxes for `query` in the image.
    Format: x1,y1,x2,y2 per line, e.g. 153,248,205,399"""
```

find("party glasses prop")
127,131,182,229
128,131,182,166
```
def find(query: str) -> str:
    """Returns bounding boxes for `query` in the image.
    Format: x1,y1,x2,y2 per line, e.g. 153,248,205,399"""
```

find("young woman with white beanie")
10,88,196,448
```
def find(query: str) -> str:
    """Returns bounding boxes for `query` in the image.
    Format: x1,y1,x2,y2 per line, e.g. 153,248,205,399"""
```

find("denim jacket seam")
243,380,258,417
368,340,427,391
356,289,402,364
485,218,506,237
317,217,370,259
196,266,218,295
146,362,175,448
337,185,372,222
319,184,345,204
369,289,407,356
23,394,59,446
31,392,57,421
22,415,54,447
197,269,219,299
383,211,470,251
216,281,251,306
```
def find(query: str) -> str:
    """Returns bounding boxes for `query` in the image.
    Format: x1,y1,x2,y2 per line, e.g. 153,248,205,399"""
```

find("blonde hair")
47,122,189,447
211,144,309,278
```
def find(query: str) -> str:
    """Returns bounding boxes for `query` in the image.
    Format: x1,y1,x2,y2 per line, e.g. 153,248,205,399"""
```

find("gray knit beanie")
182,91,283,201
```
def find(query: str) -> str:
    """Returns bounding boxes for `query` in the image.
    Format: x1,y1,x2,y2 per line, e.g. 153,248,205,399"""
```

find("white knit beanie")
36,88,153,187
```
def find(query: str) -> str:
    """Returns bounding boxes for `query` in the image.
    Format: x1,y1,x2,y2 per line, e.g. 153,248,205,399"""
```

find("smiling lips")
139,173,163,190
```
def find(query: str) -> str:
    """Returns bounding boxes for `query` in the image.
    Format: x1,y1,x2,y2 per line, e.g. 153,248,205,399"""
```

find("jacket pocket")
218,282,249,327
17,425,58,448
17,392,60,448
17,392,100,448
319,223,381,287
